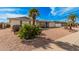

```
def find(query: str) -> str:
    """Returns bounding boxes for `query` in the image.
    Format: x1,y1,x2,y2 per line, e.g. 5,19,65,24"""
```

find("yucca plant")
18,24,41,40
68,14,78,30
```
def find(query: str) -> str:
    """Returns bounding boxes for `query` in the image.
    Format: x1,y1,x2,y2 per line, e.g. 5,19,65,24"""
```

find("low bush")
18,24,41,40
12,25,20,33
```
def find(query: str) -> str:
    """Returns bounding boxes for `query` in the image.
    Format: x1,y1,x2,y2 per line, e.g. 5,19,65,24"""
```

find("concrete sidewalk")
33,31,79,51
56,31,79,46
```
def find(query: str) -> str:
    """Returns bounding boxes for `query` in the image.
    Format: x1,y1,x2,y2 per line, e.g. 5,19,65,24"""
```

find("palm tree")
68,14,77,30
29,8,39,25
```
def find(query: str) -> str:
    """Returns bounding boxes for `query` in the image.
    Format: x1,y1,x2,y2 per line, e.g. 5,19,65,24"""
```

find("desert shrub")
18,24,41,40
12,25,20,33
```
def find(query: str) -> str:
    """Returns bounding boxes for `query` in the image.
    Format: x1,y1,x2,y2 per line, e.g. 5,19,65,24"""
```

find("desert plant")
64,22,68,29
18,24,41,40
68,14,78,30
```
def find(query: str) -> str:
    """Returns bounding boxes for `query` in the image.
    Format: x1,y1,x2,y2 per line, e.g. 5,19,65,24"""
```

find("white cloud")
50,7,76,16
0,13,27,18
50,7,57,16
59,7,75,15
0,8,27,22
0,13,27,22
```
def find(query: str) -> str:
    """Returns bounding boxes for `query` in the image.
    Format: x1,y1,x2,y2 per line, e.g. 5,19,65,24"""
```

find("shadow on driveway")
54,41,79,51
22,37,54,49
22,36,79,51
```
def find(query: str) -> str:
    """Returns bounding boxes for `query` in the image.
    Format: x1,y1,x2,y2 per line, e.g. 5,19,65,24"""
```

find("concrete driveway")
33,30,79,51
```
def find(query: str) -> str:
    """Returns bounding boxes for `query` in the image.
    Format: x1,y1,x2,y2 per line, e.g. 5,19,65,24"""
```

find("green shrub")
18,24,41,40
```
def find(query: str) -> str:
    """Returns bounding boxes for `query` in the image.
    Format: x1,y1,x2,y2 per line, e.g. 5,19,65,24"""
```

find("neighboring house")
8,17,40,27
49,21,65,27
38,20,65,28
37,20,49,28
8,17,65,28
0,23,5,28
0,22,10,29
9,17,32,27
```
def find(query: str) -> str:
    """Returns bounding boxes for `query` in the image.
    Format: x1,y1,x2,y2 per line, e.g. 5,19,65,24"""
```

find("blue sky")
0,7,79,23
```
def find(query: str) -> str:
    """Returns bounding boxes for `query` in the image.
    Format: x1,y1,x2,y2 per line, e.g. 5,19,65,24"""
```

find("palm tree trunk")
70,26,72,30
33,19,35,25
20,20,22,26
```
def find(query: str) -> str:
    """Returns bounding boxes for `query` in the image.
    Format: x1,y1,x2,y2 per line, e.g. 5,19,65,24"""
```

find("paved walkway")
33,31,79,51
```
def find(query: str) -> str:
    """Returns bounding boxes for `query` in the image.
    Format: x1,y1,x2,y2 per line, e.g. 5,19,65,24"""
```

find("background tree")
29,8,39,25
68,14,78,30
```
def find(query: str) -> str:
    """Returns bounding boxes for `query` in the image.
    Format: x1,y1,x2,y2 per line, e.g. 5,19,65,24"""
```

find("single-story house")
36,20,49,28
9,17,32,27
8,17,65,28
49,21,65,27
37,20,65,28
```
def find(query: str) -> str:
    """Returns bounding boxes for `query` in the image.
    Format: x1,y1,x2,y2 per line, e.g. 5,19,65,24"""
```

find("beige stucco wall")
9,18,33,27
49,22,56,27
9,19,20,27
55,23,62,27
38,22,46,27
9,18,63,28
49,22,62,27
22,21,31,24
